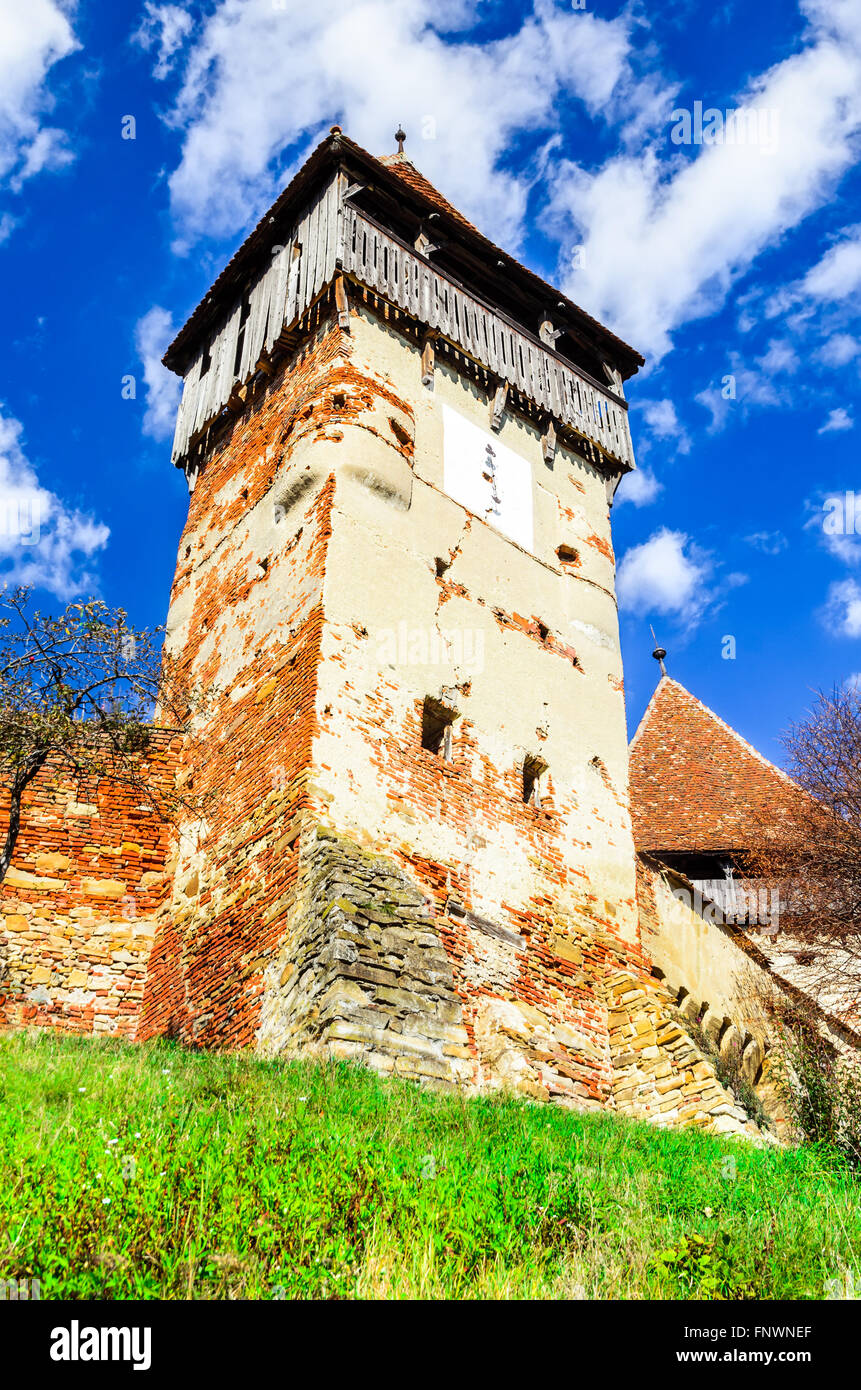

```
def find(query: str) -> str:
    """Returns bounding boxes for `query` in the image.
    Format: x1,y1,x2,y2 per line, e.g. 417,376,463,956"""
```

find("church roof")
163,128,644,379
628,676,797,856
378,150,481,236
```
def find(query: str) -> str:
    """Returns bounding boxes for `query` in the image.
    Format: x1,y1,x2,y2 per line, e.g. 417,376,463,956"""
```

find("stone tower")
140,129,651,1106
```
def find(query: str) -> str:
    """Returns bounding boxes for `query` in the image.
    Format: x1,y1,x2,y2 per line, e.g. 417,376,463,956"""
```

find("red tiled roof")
380,153,481,235
628,677,796,855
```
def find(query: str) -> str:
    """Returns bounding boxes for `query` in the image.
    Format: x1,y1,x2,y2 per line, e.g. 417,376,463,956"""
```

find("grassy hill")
0,1030,858,1300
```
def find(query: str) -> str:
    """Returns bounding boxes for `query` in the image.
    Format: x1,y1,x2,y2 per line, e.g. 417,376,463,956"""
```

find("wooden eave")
163,131,644,383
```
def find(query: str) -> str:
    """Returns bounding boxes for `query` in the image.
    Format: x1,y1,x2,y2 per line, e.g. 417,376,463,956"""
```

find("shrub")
778,1028,861,1167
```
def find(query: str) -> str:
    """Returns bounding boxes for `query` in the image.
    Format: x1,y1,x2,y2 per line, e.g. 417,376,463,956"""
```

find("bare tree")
748,684,861,1014
0,585,205,883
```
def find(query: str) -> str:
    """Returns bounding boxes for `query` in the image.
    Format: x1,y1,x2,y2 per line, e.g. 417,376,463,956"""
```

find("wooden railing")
170,174,636,474
170,175,341,467
340,205,635,469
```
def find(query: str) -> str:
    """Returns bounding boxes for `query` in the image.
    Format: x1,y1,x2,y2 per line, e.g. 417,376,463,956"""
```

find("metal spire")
650,625,667,678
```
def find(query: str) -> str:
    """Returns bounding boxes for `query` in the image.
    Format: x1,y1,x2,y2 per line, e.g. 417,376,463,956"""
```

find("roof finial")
650,625,667,678
395,125,406,155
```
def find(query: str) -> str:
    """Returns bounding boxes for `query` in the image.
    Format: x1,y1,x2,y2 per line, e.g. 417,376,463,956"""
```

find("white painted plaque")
442,404,534,553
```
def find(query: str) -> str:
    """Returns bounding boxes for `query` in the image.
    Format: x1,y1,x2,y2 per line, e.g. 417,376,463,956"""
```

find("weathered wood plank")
171,347,203,463
297,194,317,313
171,202,635,471
334,272,350,330
216,301,242,406
490,380,509,432
285,242,302,328
319,175,339,293
240,270,268,380
265,236,293,354
194,323,221,435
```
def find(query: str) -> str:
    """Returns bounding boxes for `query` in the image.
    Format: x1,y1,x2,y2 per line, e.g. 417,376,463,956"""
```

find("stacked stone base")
257,829,473,1086
253,827,763,1139
470,996,610,1108
607,973,763,1138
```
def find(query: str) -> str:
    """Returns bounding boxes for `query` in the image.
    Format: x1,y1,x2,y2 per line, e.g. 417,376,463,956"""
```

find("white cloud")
693,385,732,433
822,577,861,636
0,1,79,195
745,530,788,555
135,306,181,442
635,397,691,454
0,408,109,600
615,466,662,507
818,332,859,366
133,0,658,251
818,406,854,433
801,227,861,301
824,533,861,565
617,527,717,626
132,3,193,83
766,226,861,319
758,338,800,376
551,0,861,359
694,354,785,433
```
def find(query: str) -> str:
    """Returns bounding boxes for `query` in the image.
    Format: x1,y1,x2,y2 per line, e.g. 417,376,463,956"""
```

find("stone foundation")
255,825,762,1138
607,972,762,1137
258,828,472,1085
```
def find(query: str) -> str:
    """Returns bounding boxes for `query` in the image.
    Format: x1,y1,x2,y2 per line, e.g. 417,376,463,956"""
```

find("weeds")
778,1028,861,1168
0,1031,859,1300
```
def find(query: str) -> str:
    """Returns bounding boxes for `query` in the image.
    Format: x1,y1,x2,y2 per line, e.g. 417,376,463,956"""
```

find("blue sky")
2,0,861,770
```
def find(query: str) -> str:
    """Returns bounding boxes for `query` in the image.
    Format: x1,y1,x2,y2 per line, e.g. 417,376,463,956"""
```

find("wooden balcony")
340,205,635,471
170,173,636,475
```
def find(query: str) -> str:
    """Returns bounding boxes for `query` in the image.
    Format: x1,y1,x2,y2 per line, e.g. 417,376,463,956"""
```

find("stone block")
35,853,71,875
81,878,127,900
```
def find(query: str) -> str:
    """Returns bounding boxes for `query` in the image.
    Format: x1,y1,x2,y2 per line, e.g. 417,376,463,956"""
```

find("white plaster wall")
310,309,638,938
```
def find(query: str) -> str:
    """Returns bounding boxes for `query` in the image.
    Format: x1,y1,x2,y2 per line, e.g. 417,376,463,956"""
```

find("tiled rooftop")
629,676,796,855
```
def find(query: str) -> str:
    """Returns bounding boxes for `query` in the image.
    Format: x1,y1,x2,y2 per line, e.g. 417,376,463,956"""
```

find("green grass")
1,1030,859,1300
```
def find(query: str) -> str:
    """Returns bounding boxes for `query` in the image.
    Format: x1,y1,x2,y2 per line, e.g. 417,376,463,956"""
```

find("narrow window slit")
523,754,548,807
422,696,456,759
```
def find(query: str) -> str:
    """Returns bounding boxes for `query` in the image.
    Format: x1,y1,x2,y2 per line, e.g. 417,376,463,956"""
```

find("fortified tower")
140,128,651,1105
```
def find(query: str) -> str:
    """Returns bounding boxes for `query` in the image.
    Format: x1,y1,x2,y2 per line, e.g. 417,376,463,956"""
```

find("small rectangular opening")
422,696,456,759
233,298,251,376
523,754,548,807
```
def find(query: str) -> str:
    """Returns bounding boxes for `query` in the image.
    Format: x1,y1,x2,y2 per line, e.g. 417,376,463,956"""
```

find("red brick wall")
139,317,365,1047
0,732,178,1035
